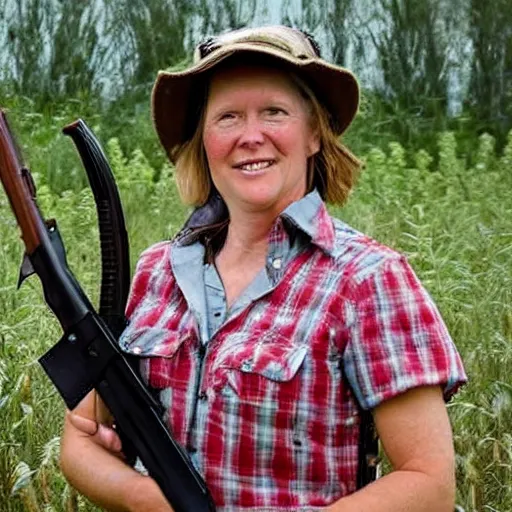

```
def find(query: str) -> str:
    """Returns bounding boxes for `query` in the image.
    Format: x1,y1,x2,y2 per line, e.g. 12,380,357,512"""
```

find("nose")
238,116,265,148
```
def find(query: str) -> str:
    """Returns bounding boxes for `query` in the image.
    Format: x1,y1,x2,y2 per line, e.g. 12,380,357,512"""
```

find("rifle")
0,111,216,512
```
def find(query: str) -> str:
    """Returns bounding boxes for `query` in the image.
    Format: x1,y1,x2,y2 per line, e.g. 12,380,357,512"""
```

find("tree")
4,0,109,104
105,0,196,89
47,1,107,100
196,0,259,35
326,0,354,66
467,0,512,138
361,0,467,146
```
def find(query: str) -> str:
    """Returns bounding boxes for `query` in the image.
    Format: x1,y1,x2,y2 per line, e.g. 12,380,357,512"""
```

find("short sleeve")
343,255,467,410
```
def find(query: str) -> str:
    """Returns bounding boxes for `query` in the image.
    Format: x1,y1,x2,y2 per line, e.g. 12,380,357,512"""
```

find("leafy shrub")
0,122,511,510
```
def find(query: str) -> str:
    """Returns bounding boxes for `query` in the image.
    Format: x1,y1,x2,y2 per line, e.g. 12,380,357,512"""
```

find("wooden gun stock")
0,111,44,253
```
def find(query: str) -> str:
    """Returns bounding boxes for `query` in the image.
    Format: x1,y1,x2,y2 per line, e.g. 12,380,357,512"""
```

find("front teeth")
239,160,273,171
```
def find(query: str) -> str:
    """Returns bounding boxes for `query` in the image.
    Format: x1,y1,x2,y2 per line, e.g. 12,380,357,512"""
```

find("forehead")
206,63,305,104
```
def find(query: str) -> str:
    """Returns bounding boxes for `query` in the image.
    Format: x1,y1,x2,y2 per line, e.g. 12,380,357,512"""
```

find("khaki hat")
152,25,360,163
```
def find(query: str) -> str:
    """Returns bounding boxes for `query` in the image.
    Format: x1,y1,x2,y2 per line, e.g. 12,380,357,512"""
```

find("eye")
266,106,287,116
219,112,236,121
214,111,239,127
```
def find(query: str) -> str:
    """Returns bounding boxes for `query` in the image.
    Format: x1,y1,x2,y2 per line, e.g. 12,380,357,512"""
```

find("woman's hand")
66,410,123,455
60,391,174,511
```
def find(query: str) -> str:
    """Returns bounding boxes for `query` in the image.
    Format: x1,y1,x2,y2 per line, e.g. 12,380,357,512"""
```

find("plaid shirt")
119,191,467,511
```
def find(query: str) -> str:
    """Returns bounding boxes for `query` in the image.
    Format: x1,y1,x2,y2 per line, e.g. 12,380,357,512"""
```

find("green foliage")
103,136,187,259
1,0,511,160
1,115,511,509
371,0,454,104
330,131,512,510
281,0,355,66
0,2,511,510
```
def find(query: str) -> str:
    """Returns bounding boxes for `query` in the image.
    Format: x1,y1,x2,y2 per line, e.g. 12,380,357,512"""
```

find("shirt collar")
176,189,335,257
280,189,335,257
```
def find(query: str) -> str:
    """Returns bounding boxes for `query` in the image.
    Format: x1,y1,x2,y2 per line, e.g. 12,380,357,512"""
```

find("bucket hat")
152,25,359,162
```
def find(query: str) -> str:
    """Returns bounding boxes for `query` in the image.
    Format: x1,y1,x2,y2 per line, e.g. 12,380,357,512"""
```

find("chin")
241,194,278,210
223,181,303,213
243,190,297,214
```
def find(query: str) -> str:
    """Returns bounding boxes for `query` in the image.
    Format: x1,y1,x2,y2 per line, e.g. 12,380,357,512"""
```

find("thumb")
96,423,123,453
67,411,123,454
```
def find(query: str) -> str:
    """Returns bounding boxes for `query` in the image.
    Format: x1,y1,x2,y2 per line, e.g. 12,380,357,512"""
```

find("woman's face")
202,64,320,216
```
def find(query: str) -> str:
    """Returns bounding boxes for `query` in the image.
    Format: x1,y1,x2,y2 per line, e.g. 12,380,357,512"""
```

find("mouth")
234,159,276,173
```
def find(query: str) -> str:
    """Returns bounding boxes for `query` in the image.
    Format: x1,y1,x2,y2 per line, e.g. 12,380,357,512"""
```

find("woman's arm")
327,385,456,512
60,391,173,512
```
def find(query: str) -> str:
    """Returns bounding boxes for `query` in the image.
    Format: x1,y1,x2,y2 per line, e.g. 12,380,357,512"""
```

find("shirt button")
345,416,357,426
241,359,253,371
198,391,207,401
132,347,142,355
272,258,282,270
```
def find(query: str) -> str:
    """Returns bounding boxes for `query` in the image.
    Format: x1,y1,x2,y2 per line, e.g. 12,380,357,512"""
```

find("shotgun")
0,110,216,512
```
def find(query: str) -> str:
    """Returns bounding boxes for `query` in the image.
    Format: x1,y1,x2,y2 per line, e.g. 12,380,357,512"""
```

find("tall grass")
0,110,510,510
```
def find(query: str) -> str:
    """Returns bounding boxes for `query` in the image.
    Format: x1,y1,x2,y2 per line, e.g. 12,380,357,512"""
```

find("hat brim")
151,44,359,162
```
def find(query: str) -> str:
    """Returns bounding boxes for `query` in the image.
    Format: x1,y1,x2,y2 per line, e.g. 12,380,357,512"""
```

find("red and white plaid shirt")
119,191,467,511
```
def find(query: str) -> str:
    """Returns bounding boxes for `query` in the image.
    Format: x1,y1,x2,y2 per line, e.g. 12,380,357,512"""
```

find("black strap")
356,408,380,488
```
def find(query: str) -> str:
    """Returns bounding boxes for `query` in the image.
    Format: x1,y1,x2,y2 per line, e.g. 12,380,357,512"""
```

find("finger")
67,412,123,455
67,410,98,435
97,424,123,453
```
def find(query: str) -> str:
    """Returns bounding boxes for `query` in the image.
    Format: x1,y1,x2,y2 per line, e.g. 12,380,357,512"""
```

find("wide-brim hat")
152,25,360,163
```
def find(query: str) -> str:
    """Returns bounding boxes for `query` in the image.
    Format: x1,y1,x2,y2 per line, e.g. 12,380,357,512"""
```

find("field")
0,109,511,511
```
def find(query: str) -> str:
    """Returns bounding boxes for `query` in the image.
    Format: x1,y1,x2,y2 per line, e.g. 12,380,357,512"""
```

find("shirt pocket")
217,335,309,418
120,323,196,391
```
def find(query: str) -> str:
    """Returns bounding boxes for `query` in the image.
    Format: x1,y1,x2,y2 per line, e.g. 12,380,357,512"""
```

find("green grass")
0,110,510,511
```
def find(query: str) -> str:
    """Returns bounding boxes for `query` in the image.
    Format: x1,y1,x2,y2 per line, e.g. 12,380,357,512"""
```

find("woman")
61,26,467,511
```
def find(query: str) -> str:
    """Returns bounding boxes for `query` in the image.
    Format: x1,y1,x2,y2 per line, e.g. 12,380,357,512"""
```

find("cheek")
267,117,312,156
203,129,233,164
272,128,310,158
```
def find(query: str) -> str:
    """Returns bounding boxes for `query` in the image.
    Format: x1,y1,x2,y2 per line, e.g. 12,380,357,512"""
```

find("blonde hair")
290,73,362,205
172,63,362,207
170,104,210,205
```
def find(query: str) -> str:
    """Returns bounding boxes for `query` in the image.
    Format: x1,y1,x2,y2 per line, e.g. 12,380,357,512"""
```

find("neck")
217,186,307,266
219,212,275,267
